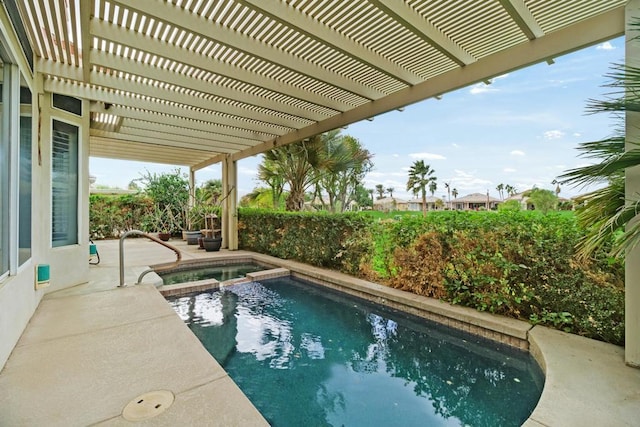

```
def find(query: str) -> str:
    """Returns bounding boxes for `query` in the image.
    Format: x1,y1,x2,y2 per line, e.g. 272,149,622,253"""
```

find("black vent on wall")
53,93,82,116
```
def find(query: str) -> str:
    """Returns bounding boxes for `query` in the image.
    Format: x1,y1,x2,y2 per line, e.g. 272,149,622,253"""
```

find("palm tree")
444,181,451,209
386,187,394,198
429,180,437,197
375,184,385,199
452,188,459,199
559,63,640,258
505,184,516,197
496,183,505,200
406,160,436,217
261,136,325,211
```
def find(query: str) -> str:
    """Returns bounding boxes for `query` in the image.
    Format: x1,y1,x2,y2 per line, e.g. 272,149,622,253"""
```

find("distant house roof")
408,196,441,203
505,190,531,201
374,197,407,205
453,193,500,203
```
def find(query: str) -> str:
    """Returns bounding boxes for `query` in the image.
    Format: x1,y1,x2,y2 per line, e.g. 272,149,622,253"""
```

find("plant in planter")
151,205,178,241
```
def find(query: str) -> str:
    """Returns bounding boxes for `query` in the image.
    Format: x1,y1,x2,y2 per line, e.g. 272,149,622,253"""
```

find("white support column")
221,155,238,250
188,168,195,210
626,0,640,367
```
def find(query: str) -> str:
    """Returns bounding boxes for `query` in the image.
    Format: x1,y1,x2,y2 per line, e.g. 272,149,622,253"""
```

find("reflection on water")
167,278,543,427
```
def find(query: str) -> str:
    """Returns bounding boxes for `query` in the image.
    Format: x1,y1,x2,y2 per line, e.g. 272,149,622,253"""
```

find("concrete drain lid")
122,390,174,421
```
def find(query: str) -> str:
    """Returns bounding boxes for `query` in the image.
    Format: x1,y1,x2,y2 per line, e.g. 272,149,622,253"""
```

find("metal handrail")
119,230,182,287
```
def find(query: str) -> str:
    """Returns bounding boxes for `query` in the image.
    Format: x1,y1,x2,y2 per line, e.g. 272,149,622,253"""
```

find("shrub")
238,208,373,273
89,193,153,238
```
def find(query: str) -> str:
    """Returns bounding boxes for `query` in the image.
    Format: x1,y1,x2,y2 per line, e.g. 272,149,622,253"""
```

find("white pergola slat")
14,0,626,168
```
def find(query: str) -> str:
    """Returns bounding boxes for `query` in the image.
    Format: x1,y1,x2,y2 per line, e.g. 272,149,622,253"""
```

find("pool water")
159,263,264,285
167,277,543,427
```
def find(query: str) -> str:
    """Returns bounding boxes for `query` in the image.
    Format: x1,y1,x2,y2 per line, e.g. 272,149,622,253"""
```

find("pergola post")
626,0,640,368
221,155,238,250
188,168,196,212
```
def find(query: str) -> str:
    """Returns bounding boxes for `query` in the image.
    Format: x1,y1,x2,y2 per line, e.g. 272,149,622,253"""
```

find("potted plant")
152,205,177,241
202,214,222,251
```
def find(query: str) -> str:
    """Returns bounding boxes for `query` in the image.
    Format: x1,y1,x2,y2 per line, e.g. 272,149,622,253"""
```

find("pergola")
11,0,639,365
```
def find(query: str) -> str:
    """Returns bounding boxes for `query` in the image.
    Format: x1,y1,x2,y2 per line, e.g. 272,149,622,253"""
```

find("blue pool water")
167,277,543,426
159,263,264,285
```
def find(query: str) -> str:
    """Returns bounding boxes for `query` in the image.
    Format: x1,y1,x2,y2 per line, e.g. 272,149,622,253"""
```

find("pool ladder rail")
118,230,182,287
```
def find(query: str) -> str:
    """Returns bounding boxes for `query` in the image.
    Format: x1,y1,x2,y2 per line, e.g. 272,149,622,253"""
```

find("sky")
89,37,624,201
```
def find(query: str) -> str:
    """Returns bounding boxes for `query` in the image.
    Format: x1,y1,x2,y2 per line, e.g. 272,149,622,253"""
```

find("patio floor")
0,237,639,425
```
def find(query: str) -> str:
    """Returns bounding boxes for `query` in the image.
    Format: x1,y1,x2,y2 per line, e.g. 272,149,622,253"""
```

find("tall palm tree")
505,184,516,197
429,180,437,197
559,63,640,258
444,181,451,209
375,184,385,199
386,187,394,198
452,188,459,199
406,160,436,217
496,183,505,200
261,136,324,211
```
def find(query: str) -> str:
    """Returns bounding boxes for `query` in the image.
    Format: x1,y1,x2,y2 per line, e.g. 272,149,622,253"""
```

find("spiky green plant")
559,64,640,258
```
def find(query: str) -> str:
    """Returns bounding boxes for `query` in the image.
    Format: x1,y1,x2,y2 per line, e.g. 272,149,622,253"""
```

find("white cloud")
503,168,517,173
450,169,492,190
392,153,400,158
543,130,565,140
409,152,446,160
596,41,615,51
510,150,525,156
469,83,497,95
238,165,257,175
573,132,581,137
452,143,460,148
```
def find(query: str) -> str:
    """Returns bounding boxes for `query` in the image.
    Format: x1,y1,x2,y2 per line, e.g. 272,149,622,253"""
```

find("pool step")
158,268,291,297
246,268,290,281
158,279,220,297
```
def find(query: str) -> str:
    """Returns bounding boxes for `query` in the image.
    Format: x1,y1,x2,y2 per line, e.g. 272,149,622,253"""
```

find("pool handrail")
119,230,182,287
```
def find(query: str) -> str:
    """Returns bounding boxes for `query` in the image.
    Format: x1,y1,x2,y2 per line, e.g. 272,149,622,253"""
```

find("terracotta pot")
157,232,171,241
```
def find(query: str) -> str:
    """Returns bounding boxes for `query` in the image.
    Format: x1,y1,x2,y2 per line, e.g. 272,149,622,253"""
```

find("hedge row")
238,208,373,273
238,209,625,345
89,194,153,238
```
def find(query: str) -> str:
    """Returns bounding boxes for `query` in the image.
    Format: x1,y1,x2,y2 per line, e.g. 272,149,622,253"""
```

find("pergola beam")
44,77,278,141
232,6,624,161
237,0,422,86
89,102,262,147
372,0,476,66
90,50,328,122
498,0,545,40
109,0,386,100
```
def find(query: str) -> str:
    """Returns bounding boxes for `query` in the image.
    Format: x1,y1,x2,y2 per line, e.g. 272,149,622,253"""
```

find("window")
52,93,81,116
0,58,7,277
51,120,78,247
19,115,31,264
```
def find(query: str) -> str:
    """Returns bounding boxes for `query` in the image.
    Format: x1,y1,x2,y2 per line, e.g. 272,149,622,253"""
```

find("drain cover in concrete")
122,390,175,421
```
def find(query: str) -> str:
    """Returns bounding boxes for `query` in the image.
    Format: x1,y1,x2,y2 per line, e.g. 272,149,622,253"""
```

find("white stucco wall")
0,7,90,369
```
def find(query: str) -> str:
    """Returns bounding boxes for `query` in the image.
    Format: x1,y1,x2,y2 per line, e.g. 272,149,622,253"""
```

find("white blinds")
51,120,78,247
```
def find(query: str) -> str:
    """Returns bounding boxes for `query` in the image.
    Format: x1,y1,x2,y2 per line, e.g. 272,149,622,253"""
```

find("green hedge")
238,209,624,345
89,193,154,238
238,208,373,274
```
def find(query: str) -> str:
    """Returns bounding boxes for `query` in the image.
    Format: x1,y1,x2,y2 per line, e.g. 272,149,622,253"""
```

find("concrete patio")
0,237,639,425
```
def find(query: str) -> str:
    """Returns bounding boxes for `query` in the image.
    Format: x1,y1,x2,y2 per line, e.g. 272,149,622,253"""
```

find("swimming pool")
167,276,543,426
158,262,265,285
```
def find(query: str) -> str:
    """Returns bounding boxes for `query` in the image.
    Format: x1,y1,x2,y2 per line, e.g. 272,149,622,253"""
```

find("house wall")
0,6,90,369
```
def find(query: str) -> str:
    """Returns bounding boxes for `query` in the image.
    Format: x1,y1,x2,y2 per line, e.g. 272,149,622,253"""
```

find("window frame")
50,117,79,249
